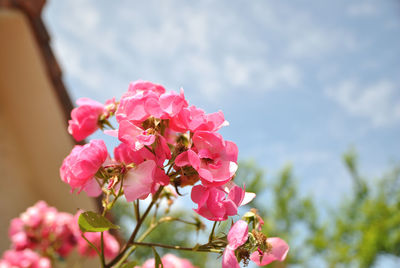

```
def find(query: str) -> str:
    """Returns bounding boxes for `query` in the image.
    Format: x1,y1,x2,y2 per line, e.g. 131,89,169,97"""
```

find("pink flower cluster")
2,201,119,267
8,201,76,258
138,253,196,268
61,80,254,221
0,249,50,268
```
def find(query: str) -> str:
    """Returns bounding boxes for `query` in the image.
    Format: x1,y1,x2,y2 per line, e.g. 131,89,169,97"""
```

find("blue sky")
44,0,400,208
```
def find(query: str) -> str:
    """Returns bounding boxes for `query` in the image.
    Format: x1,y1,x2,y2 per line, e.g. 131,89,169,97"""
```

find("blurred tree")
307,150,400,268
112,151,400,268
236,161,318,267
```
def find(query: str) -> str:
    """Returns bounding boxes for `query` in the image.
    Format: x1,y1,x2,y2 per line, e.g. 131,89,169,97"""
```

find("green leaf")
121,261,137,268
78,211,120,232
152,247,164,268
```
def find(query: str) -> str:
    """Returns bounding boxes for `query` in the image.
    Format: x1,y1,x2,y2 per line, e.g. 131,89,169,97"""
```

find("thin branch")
130,241,222,253
106,186,164,267
100,232,105,266
81,233,104,268
134,200,140,222
209,221,218,243
113,216,204,267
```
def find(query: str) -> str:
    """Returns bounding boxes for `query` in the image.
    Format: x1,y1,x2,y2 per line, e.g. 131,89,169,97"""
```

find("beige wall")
0,9,98,265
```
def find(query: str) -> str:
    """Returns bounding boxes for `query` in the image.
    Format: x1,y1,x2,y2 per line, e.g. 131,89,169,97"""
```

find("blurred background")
1,0,400,267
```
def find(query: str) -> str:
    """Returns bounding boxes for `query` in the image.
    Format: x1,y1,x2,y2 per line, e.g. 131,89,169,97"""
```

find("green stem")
113,216,203,267
106,186,164,267
129,241,222,253
103,119,115,130
134,200,140,222
100,232,105,266
100,177,123,266
209,221,218,243
81,233,105,268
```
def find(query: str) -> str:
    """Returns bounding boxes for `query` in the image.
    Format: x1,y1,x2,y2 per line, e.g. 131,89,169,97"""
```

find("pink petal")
128,80,166,96
115,93,148,123
159,89,188,117
223,199,239,216
197,168,214,183
144,95,165,118
227,220,249,249
227,185,245,206
224,141,238,162
222,247,240,268
137,133,156,146
104,129,118,137
82,177,102,197
154,135,171,166
204,110,227,132
191,185,209,207
250,237,289,266
76,97,104,108
175,149,200,170
123,160,156,201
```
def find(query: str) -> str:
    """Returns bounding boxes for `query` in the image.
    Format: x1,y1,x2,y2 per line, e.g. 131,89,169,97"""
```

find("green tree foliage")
236,152,400,268
308,150,400,268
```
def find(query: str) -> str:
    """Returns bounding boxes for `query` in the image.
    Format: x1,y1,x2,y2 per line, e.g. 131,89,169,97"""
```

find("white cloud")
224,56,251,87
263,63,302,89
251,1,358,61
223,56,301,91
325,79,400,127
45,0,308,103
287,29,357,59
347,2,378,17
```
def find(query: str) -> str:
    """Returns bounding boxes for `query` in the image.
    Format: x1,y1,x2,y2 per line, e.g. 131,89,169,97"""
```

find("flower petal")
222,247,240,268
227,220,249,249
123,160,156,202
250,237,289,266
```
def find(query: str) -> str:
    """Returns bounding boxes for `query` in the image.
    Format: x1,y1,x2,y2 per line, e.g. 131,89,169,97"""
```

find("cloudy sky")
44,0,400,207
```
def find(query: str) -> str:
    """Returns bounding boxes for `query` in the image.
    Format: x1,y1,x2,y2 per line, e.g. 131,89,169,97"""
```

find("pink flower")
60,139,108,195
190,183,254,221
222,220,249,268
68,98,105,141
77,231,119,259
118,120,156,151
116,81,166,124
0,249,51,268
116,81,189,125
141,253,196,268
175,131,238,186
250,238,289,266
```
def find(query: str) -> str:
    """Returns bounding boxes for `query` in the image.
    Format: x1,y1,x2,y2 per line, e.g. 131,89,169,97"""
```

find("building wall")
0,9,97,265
